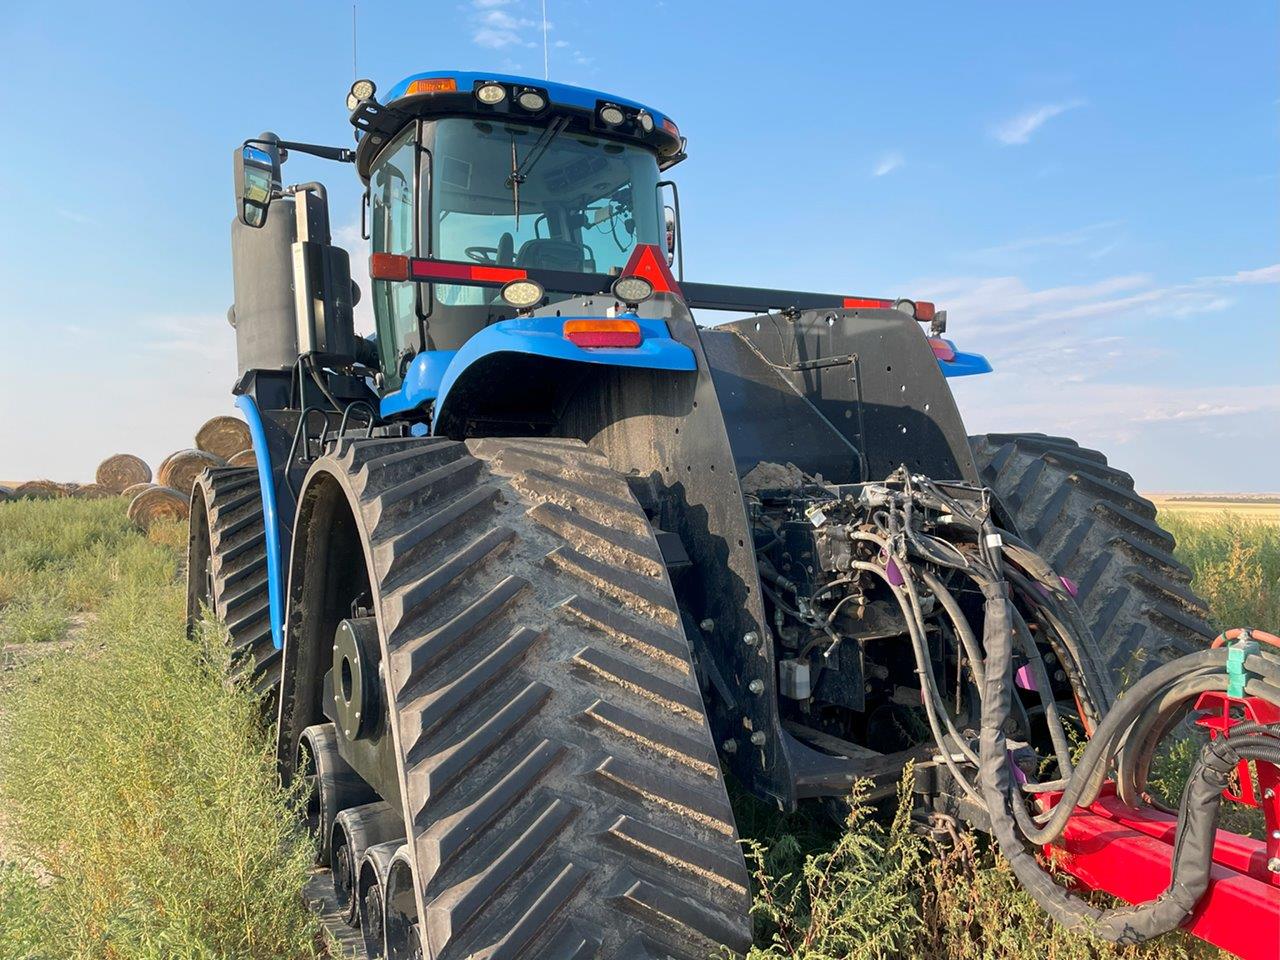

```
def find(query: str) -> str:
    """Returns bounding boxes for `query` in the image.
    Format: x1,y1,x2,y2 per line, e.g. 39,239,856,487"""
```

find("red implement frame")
1042,694,1280,960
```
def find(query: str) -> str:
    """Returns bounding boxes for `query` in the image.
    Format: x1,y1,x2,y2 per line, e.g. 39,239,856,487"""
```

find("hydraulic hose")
977,582,1280,943
847,560,985,806
848,472,1280,945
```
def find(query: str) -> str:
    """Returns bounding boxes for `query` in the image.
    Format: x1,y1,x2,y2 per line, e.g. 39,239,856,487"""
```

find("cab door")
368,124,421,389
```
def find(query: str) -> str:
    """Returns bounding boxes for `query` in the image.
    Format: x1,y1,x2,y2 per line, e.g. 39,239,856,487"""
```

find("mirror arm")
274,139,356,164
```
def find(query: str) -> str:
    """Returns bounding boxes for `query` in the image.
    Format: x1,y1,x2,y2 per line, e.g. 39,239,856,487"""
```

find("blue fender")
234,394,285,651
378,314,696,421
936,341,993,378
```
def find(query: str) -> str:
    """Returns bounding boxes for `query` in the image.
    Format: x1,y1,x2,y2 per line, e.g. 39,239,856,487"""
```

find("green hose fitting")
1225,635,1259,698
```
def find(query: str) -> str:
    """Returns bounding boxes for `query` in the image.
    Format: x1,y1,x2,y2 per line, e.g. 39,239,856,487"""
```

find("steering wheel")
465,246,498,264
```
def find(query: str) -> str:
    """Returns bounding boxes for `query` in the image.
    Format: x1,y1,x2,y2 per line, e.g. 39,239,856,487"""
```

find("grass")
0,498,319,960
1160,508,1280,631
0,497,1275,959
0,497,173,646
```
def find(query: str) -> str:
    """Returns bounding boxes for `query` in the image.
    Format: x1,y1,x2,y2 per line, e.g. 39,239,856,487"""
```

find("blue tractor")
188,72,1223,959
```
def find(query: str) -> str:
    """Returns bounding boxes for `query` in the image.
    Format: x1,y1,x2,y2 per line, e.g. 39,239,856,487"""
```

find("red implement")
1042,695,1280,960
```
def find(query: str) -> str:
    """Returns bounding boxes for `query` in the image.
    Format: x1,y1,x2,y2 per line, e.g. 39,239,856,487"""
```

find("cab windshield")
429,117,662,305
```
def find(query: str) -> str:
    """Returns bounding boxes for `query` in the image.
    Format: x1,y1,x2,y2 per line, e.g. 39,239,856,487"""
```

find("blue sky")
1,1,1276,490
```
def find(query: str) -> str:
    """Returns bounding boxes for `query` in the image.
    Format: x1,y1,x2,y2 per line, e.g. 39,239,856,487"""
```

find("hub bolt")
748,679,765,695
743,631,760,647
721,739,738,754
699,619,715,632
750,731,767,746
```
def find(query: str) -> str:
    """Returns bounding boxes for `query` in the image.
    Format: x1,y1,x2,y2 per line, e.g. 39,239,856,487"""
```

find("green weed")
0,498,318,960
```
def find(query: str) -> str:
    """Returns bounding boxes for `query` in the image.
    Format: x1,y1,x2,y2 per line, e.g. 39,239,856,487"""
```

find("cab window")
369,125,419,385
428,118,662,307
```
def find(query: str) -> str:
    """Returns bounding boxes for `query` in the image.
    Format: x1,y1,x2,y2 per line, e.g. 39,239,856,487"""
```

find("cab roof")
386,71,671,124
352,70,685,179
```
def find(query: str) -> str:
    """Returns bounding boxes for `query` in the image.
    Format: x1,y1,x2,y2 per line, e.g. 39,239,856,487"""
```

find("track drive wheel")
282,436,752,959
970,432,1214,684
187,466,281,702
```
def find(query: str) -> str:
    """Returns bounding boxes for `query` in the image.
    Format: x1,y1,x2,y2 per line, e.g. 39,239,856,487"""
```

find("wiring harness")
817,468,1280,944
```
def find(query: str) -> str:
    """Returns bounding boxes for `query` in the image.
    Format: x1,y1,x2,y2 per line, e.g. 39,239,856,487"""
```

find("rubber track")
969,433,1214,684
316,436,751,959
189,466,280,697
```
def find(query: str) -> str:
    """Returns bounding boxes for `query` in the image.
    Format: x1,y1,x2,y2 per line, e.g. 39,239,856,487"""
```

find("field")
0,496,1275,959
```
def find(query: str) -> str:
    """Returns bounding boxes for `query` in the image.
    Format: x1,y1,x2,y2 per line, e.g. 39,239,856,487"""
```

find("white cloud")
1210,263,1280,285
470,4,537,49
970,219,1123,259
909,260,1275,407
474,26,522,48
56,209,97,225
992,100,1085,145
872,152,903,177
953,376,1280,479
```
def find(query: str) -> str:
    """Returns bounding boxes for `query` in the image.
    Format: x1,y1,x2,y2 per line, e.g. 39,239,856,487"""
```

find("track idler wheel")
357,841,402,959
382,849,422,960
297,723,377,864
330,801,405,926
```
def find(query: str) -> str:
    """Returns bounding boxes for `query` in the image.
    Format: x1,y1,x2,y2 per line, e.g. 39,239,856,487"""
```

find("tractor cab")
349,72,686,387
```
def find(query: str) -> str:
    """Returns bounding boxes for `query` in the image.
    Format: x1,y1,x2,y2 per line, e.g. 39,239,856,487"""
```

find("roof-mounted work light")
517,89,547,111
476,82,507,104
346,78,377,110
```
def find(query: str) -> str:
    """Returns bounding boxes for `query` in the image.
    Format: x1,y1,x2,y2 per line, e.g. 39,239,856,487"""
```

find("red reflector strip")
914,300,936,321
563,319,642,348
369,253,410,281
843,297,893,309
408,259,527,285
929,338,956,362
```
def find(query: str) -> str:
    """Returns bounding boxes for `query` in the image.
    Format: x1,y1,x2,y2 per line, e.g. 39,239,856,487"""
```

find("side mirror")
658,179,682,279
664,206,677,266
233,136,281,228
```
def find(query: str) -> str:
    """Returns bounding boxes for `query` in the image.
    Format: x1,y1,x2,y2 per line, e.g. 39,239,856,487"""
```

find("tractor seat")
516,238,587,272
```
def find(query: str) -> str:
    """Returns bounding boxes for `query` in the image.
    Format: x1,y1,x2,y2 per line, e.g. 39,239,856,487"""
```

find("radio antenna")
541,0,549,79
352,4,358,80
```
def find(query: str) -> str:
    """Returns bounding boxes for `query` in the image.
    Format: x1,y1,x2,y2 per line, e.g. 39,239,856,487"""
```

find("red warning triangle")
621,244,682,297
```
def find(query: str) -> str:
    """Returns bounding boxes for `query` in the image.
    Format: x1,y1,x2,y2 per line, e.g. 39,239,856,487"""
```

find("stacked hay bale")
7,416,253,528
13,480,65,500
110,415,254,531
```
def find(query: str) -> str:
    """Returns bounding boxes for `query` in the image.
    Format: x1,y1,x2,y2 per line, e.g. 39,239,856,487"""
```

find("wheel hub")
332,617,380,741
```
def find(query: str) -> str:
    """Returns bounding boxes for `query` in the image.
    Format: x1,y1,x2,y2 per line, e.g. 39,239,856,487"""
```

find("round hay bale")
0,485,12,502
227,448,257,468
121,482,154,499
195,416,252,461
128,485,189,530
95,453,152,493
157,449,224,495
14,480,64,500
73,483,115,500
59,482,81,496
